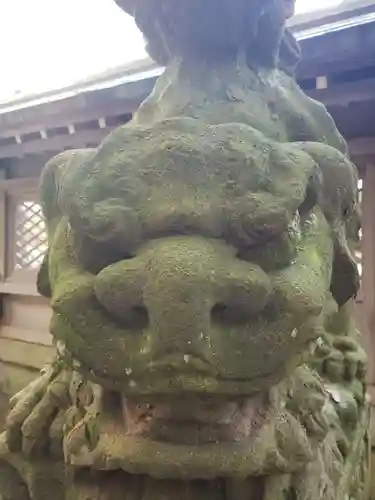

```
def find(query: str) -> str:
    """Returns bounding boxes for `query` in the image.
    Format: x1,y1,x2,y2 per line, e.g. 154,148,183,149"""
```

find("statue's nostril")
130,306,149,330
211,303,229,325
211,303,250,326
94,260,147,330
97,297,149,330
119,306,149,330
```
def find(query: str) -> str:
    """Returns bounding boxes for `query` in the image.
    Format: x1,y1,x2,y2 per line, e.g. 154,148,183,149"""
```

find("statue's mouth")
80,363,282,398
123,394,266,445
146,353,219,377
66,347,289,398
63,373,320,479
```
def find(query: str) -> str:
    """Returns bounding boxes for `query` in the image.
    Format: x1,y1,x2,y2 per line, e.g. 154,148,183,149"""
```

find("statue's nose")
94,237,271,361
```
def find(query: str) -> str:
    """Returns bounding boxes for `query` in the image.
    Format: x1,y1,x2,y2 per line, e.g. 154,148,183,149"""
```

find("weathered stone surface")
0,0,370,499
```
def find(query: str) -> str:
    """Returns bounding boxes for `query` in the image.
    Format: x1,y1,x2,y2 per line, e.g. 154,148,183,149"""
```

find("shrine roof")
0,0,374,159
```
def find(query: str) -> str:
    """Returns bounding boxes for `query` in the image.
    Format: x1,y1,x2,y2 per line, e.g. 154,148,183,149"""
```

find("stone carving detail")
0,0,370,499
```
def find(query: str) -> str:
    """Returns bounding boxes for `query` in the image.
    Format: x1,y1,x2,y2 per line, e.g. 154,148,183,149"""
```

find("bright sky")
0,0,343,103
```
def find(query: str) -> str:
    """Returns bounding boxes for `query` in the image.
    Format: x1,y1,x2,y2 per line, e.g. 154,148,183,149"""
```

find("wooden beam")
0,19,372,146
0,281,40,297
306,78,375,107
98,117,107,129
0,170,6,280
297,20,375,80
0,128,114,159
349,138,375,157
0,326,52,347
290,0,375,32
298,51,375,82
0,337,53,370
0,177,39,193
315,76,328,90
0,363,39,396
361,163,375,386
0,78,153,140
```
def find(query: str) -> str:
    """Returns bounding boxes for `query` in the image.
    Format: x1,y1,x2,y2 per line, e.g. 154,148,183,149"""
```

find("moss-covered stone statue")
0,0,370,498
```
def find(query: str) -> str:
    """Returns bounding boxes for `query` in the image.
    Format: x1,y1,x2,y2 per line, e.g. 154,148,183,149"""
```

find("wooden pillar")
361,163,375,438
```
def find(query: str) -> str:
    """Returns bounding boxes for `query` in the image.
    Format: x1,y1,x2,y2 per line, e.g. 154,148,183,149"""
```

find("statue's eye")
238,231,297,270
73,232,134,274
237,212,301,271
68,202,140,274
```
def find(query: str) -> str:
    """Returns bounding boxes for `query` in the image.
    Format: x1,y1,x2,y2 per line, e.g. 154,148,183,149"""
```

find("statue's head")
38,119,359,401
114,0,296,65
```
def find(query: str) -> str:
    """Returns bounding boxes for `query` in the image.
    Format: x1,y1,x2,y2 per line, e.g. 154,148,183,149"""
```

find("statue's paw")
323,350,345,381
315,335,367,386
331,336,367,382
64,379,101,461
286,368,329,439
4,359,71,456
64,409,100,460
0,461,31,500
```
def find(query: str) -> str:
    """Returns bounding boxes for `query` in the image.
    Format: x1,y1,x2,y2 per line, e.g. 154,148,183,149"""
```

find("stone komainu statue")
0,0,370,499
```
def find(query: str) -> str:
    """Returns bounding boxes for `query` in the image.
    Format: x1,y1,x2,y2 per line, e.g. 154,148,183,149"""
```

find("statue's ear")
330,228,360,307
37,250,51,298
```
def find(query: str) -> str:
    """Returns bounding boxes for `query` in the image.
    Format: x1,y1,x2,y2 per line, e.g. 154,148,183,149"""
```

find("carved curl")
115,0,300,72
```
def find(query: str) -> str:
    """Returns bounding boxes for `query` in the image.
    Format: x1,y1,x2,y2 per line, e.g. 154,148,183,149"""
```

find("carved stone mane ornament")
0,1,370,499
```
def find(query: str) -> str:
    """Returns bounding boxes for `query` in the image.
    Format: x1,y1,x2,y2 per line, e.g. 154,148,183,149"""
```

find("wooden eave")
0,7,375,160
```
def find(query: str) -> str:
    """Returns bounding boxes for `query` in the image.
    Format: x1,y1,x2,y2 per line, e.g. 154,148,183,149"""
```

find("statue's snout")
94,236,271,363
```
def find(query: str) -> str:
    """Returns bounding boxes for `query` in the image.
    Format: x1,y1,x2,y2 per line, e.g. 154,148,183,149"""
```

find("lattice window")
14,201,47,270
